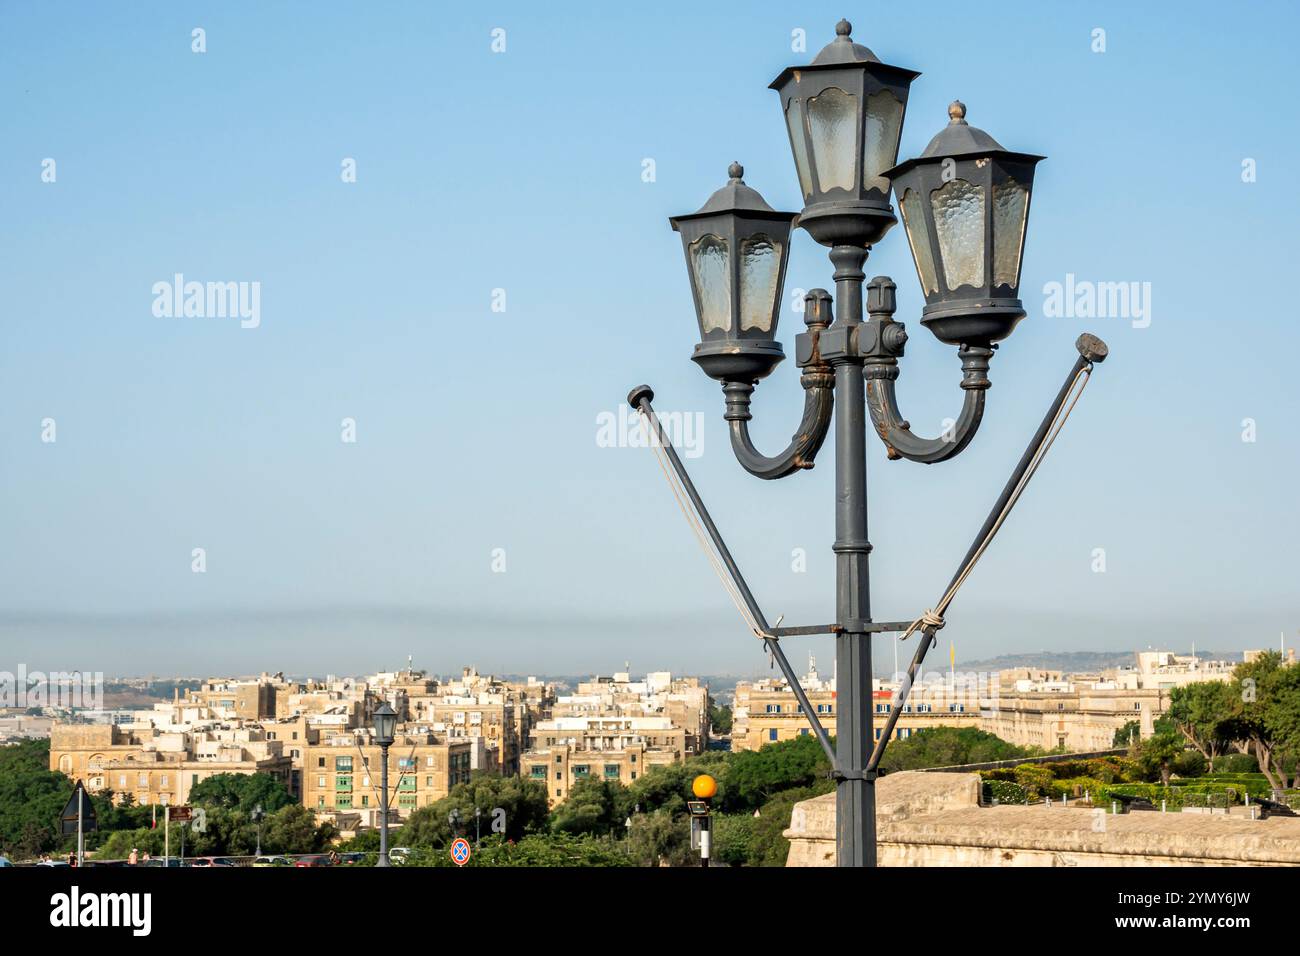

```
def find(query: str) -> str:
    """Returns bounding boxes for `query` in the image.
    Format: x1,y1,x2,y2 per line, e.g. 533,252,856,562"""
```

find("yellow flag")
949,642,955,667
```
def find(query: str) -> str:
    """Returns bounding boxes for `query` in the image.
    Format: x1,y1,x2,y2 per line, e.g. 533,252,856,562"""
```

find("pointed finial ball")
728,161,744,182
948,100,967,123
836,18,852,37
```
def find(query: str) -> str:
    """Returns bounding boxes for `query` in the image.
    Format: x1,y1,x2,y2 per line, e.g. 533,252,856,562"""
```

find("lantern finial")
835,18,852,37
728,161,744,182
948,101,967,124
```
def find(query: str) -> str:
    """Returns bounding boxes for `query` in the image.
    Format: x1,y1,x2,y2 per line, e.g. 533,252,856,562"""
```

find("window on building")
138,773,148,787
317,757,325,768
530,766,545,779
398,793,418,808
555,755,562,764
631,772,637,780
556,789,562,797
556,772,562,780
398,757,416,770
362,795,369,807
573,765,589,777
335,756,353,771
336,775,353,791
336,796,352,809
769,729,778,741
604,764,620,778
398,776,416,791
317,776,326,787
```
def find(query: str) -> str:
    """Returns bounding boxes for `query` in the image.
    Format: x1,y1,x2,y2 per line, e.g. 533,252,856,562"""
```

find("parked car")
0,856,13,867
337,852,367,866
293,854,333,867
251,856,291,867
387,847,412,865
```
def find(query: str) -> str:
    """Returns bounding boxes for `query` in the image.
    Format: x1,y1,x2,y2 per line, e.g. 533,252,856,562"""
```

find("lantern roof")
884,102,1045,179
769,20,919,90
811,18,880,65
670,163,795,225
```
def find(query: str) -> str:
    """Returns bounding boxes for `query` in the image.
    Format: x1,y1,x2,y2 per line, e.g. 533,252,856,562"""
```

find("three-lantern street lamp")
647,19,1064,868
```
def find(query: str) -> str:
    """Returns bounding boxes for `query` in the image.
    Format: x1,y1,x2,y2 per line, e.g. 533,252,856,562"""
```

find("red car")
293,854,334,867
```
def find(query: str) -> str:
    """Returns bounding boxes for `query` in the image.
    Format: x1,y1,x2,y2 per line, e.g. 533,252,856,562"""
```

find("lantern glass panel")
784,101,814,202
899,188,939,295
992,179,1029,288
863,89,904,192
806,86,858,192
931,178,985,290
689,234,732,333
739,235,781,332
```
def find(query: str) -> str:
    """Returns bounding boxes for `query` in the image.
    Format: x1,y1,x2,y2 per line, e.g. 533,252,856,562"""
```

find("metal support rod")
865,338,1104,773
631,389,838,765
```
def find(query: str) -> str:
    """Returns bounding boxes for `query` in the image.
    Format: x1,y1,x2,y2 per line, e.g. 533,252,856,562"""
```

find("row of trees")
1160,651,1299,792
0,741,336,861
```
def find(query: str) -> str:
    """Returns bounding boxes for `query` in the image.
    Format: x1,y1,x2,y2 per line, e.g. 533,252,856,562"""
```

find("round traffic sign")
450,837,471,866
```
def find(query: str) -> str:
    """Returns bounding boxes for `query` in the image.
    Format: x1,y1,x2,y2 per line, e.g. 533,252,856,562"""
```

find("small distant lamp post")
252,803,264,858
690,774,718,868
372,702,397,867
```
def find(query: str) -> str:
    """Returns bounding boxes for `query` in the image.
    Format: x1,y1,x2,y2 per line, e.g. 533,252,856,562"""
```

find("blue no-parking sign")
450,837,471,866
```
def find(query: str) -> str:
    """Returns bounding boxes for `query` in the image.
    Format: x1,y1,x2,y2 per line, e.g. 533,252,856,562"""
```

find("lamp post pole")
828,246,874,867
378,740,390,867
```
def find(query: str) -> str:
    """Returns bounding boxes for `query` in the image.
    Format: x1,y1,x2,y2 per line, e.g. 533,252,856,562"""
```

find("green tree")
1168,681,1235,771
1132,728,1184,785
1113,720,1141,747
401,773,549,848
1223,652,1300,791
188,772,293,815
0,739,73,858
626,809,692,867
877,726,1032,773
550,777,632,837
720,734,831,813
262,804,335,854
709,698,733,735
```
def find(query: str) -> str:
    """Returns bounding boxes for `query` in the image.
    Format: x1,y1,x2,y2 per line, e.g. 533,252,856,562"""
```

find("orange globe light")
692,774,717,799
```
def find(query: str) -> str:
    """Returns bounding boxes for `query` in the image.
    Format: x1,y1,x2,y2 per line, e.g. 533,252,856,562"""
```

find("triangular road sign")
60,781,97,835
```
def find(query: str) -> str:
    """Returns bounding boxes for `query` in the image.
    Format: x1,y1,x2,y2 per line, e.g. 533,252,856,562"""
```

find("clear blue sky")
1,1,1296,677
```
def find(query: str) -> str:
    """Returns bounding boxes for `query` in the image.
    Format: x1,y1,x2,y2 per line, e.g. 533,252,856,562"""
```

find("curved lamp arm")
864,344,991,464
723,369,834,479
721,288,836,480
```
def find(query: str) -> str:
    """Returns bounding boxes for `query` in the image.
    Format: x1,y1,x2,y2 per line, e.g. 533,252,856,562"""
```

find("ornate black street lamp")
636,19,1106,868
372,702,397,867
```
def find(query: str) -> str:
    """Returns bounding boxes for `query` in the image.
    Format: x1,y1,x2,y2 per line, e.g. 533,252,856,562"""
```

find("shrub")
985,780,1028,805
1013,764,1055,798
1171,751,1208,778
